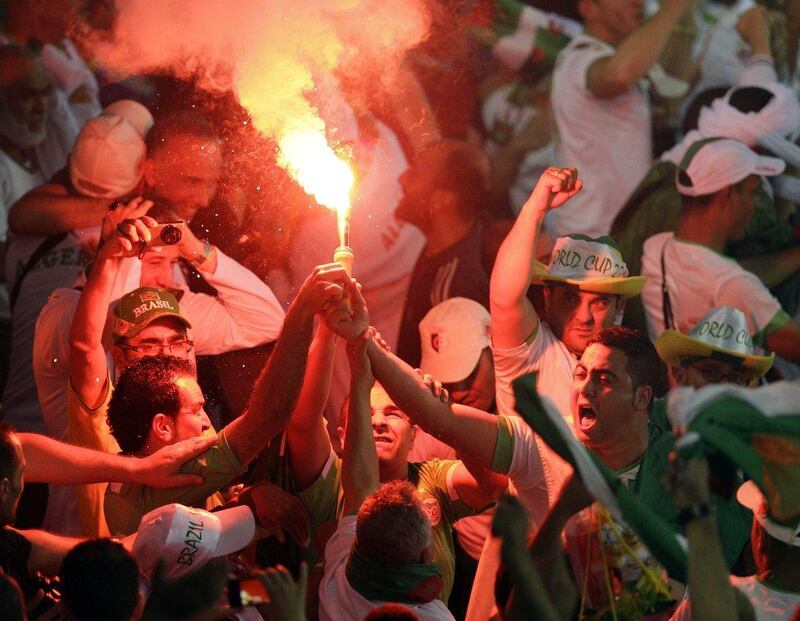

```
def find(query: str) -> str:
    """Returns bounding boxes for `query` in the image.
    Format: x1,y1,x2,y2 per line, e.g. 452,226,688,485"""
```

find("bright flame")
278,128,355,245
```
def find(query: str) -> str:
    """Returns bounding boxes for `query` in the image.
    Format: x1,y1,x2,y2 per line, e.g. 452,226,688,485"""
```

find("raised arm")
585,0,693,98
490,167,582,349
20,433,216,487
365,336,500,470
492,494,560,621
341,331,380,516
664,453,749,621
69,203,155,408
524,472,593,620
286,322,339,490
223,264,349,466
9,182,110,235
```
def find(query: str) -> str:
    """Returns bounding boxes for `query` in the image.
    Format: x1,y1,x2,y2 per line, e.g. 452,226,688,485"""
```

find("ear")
672,366,689,386
151,413,176,444
633,385,652,414
409,424,418,448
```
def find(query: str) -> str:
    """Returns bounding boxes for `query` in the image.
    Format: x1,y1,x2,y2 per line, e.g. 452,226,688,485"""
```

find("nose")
576,373,594,398
200,410,212,430
576,299,593,325
371,411,388,432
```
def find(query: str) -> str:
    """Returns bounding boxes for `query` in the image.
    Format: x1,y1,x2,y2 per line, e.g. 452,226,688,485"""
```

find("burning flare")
278,127,355,247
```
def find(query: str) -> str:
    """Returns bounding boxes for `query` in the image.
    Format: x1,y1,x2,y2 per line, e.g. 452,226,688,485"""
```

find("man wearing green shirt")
103,262,354,536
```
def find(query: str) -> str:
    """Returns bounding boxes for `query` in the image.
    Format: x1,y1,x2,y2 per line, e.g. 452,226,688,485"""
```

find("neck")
379,459,409,484
585,24,620,47
676,210,729,253
423,215,476,257
595,428,649,472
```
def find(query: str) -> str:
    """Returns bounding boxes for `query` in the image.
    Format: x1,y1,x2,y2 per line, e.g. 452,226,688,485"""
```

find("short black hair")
0,422,20,481
107,355,194,454
60,539,139,621
586,327,669,406
145,109,219,155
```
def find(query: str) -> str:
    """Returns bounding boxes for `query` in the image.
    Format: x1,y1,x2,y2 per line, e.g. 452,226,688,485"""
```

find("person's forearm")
20,433,138,484
287,323,339,489
738,247,800,289
366,340,499,469
68,254,119,406
70,255,119,354
527,495,580,618
9,188,108,235
503,543,561,621
342,376,380,515
188,250,286,354
598,0,692,91
765,321,800,362
685,514,739,621
15,528,85,575
225,303,315,465
490,194,547,312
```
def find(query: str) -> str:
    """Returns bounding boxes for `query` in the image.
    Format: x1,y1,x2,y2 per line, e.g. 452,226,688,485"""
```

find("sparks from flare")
278,128,355,247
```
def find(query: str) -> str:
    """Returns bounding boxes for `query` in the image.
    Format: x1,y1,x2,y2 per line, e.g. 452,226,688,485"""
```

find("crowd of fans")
1,0,800,620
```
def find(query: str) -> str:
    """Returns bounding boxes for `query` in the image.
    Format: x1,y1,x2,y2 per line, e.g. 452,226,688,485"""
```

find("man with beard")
395,140,492,368
0,46,52,320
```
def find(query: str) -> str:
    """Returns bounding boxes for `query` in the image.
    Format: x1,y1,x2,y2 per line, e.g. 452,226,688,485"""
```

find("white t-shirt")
318,515,455,621
493,321,576,424
671,576,800,621
641,233,786,342
0,152,44,243
550,33,652,238
3,227,98,433
492,321,576,511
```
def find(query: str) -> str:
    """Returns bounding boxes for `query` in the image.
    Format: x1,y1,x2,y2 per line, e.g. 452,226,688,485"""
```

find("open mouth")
374,436,393,444
577,405,597,431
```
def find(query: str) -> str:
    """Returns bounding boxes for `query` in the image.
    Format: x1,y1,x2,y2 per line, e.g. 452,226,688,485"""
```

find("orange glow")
278,127,354,244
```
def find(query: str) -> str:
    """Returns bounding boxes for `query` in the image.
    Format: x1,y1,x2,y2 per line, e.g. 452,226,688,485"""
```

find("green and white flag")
511,373,689,582
667,381,800,526
481,0,581,72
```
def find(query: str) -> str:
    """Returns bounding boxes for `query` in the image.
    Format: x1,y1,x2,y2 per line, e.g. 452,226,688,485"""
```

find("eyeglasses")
688,364,752,386
118,340,194,356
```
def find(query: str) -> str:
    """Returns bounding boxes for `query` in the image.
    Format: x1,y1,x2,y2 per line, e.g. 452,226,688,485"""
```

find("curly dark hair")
356,480,432,565
585,327,669,406
107,355,195,454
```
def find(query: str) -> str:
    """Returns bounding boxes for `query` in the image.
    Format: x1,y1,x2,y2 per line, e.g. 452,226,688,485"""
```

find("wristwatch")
678,501,714,526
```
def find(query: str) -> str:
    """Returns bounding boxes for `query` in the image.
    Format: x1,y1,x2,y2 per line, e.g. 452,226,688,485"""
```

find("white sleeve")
181,249,285,355
323,515,357,574
491,323,549,418
714,267,784,338
505,415,545,494
560,41,614,93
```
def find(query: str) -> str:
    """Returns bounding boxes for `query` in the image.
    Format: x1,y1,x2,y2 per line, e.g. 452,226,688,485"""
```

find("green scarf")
345,549,443,605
